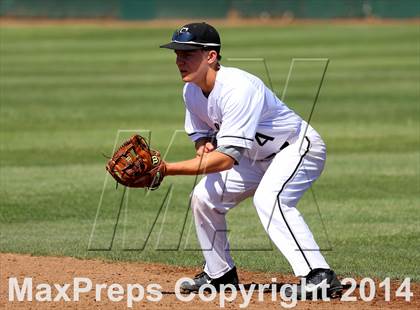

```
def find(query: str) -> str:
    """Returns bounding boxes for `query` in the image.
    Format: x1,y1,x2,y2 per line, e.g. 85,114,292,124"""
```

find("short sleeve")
216,84,264,149
216,145,245,164
184,109,213,142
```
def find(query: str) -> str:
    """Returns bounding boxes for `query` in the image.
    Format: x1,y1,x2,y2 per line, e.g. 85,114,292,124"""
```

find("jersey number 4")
255,132,274,146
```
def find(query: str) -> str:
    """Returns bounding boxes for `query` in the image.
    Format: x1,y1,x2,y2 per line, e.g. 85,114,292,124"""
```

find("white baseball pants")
190,122,330,278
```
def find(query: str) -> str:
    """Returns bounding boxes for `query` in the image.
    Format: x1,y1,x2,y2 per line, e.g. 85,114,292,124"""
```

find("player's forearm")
165,151,234,175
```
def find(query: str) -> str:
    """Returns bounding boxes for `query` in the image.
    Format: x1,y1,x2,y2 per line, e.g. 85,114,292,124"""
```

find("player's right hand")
196,142,215,157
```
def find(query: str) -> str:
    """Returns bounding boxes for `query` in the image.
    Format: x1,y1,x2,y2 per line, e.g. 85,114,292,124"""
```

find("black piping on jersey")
276,136,313,271
218,135,254,141
187,131,213,137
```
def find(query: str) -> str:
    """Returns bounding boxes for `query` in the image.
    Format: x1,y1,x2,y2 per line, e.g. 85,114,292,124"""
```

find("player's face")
174,50,209,83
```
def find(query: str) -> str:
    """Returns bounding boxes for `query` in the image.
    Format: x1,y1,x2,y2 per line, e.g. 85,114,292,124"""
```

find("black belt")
263,141,290,160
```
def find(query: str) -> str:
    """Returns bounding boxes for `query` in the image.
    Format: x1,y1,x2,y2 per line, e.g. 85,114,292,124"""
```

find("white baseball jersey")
184,66,302,160
183,65,330,279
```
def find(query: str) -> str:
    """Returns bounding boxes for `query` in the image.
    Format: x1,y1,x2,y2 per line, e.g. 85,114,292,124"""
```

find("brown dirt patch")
1,253,419,309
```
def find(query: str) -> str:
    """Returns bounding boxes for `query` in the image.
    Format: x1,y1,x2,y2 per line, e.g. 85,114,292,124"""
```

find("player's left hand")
106,135,166,190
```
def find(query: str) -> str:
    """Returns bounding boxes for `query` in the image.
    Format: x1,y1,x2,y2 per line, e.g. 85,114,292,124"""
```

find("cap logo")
179,27,189,33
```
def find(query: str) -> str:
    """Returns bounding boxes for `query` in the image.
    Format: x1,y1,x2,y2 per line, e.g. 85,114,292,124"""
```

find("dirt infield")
1,253,418,309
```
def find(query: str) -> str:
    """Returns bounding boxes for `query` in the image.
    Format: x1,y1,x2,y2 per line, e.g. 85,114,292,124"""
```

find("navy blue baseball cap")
160,22,221,51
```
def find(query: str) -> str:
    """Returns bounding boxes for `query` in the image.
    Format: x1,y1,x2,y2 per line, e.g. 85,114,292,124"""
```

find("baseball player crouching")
160,22,342,299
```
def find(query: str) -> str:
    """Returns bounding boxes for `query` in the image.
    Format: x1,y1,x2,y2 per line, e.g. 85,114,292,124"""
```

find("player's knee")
252,192,262,209
254,189,294,211
190,183,229,215
190,191,207,210
190,182,212,211
253,188,274,210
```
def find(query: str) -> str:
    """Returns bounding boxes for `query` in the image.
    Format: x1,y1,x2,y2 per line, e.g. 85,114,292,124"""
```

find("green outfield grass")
0,23,419,281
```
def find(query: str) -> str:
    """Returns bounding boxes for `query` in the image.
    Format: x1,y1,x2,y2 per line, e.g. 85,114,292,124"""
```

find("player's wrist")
164,162,174,176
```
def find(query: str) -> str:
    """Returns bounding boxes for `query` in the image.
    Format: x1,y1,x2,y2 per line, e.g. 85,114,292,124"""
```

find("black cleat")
180,266,239,293
285,268,343,300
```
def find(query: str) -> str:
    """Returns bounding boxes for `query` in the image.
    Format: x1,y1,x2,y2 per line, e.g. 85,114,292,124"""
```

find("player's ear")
207,50,218,65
